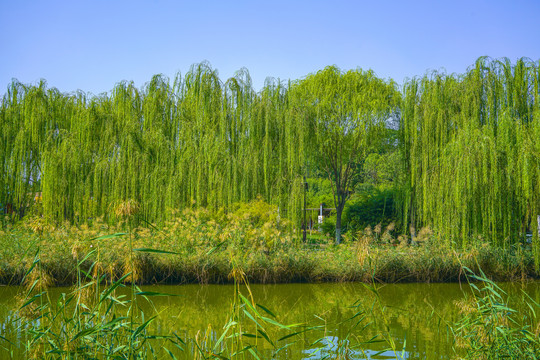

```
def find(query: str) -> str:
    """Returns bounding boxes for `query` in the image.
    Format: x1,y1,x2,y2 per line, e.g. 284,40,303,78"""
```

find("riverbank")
1,212,536,286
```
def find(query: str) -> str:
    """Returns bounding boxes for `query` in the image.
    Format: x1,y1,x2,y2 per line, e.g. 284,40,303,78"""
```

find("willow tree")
401,57,540,260
0,62,309,227
291,66,399,243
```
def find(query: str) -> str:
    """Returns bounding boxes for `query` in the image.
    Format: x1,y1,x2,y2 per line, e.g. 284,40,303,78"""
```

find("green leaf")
133,248,180,255
90,233,128,241
98,273,130,304
206,240,226,255
136,291,181,297
132,316,156,339
257,329,274,347
256,303,276,318
162,347,177,360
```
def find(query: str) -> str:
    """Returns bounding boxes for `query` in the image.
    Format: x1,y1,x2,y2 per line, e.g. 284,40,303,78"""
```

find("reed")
0,211,537,286
1,221,538,359
1,230,405,360
452,267,540,359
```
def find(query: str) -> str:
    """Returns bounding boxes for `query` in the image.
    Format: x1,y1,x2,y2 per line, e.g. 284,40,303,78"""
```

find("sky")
1,0,539,95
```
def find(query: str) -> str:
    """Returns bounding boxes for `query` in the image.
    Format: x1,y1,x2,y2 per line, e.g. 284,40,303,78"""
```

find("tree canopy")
1,58,539,261
0,64,305,226
290,66,400,243
401,57,540,261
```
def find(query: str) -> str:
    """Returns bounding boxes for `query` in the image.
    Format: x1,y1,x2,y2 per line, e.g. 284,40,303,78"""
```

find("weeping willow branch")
0,63,305,227
401,57,540,264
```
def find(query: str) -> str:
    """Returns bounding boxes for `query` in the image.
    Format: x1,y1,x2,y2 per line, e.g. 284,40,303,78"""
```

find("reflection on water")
303,336,407,359
1,281,539,359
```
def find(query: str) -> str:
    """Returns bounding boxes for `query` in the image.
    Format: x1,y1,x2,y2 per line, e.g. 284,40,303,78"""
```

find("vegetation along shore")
0,202,537,286
1,56,539,359
1,57,539,286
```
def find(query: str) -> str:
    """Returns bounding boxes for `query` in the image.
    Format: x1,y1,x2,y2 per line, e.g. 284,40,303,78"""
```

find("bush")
343,186,397,233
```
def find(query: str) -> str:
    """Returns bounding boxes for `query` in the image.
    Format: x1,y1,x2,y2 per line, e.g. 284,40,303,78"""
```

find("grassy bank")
0,207,537,286
2,244,539,359
1,207,539,359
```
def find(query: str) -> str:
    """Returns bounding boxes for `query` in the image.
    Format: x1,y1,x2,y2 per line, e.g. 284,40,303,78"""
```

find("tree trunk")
336,206,342,245
410,192,416,244
537,215,540,239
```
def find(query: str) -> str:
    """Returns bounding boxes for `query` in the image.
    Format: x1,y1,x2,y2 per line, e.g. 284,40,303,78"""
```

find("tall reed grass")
0,229,407,359
1,223,539,359
452,267,540,359
0,210,537,287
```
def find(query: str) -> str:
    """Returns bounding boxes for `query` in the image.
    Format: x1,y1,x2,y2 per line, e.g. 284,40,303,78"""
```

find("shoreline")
2,215,537,287
2,244,537,287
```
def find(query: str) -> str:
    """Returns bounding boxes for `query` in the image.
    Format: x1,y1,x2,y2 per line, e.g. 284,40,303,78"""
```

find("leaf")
98,273,130,304
77,249,97,266
257,329,274,347
0,334,14,346
90,233,128,241
256,303,276,318
241,333,260,338
162,347,178,360
136,291,181,297
247,347,261,359
242,308,264,329
132,316,156,339
278,330,305,342
133,248,180,255
206,240,226,255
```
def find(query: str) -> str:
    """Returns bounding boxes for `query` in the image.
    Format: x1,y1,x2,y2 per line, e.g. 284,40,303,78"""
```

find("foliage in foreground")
0,234,399,360
2,247,539,359
0,205,538,287
453,268,540,359
1,199,539,359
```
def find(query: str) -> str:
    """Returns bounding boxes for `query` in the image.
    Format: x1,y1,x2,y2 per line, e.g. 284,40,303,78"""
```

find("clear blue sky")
1,0,539,95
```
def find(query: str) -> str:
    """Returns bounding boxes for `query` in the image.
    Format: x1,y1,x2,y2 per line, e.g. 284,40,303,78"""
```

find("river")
1,281,539,359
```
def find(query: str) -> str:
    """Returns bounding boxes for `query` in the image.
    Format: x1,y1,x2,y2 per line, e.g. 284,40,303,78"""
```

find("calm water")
1,281,539,359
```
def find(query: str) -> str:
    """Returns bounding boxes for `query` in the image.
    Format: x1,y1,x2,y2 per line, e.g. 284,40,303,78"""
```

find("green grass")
0,210,537,287
0,219,538,359
0,232,394,359
452,267,540,359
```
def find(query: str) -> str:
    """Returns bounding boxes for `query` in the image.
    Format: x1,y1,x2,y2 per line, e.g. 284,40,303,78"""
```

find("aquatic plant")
1,228,409,359
453,267,540,359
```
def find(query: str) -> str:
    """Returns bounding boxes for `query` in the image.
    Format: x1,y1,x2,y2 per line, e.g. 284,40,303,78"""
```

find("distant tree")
291,66,399,244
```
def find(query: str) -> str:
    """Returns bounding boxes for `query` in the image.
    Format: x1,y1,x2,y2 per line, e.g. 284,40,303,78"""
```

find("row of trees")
401,58,540,250
0,58,539,250
1,64,306,226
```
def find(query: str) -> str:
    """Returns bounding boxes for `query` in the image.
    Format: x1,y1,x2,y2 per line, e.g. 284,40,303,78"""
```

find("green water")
1,281,539,359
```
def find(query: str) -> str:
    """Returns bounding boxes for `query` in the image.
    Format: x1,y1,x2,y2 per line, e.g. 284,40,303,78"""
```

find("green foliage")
317,185,397,236
321,216,336,237
6,238,313,359
0,64,305,227
2,57,540,258
306,177,334,209
1,217,538,286
401,58,540,259
290,66,400,243
362,150,401,186
344,186,397,233
230,196,280,228
453,268,540,359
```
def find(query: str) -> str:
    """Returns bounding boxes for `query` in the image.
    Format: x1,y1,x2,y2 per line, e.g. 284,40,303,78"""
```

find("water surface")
1,281,539,359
